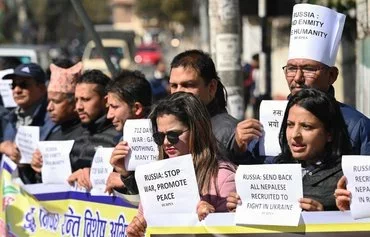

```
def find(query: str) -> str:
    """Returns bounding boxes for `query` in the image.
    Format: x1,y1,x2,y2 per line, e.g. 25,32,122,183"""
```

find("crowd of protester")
0,3,370,237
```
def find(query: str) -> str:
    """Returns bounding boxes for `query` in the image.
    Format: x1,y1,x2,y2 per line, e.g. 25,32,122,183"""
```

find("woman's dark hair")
106,70,152,117
170,49,227,110
149,92,232,195
277,88,352,165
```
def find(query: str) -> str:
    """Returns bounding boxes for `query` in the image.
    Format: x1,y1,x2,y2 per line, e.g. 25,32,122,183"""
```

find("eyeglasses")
11,81,32,89
282,65,328,78
152,129,189,146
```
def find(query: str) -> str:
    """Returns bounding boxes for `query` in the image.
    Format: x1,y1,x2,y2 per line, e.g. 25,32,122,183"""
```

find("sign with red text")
235,164,302,226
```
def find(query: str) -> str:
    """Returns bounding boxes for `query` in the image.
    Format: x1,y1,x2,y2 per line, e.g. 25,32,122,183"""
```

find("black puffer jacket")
206,99,246,165
70,114,119,171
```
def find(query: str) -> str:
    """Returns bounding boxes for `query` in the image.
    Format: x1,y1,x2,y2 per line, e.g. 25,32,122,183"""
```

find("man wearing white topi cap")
234,3,370,160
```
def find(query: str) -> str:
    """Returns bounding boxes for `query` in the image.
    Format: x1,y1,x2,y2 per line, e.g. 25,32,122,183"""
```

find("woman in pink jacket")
127,92,236,237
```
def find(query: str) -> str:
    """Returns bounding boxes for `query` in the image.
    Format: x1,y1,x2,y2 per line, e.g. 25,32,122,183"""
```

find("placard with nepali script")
90,147,114,195
342,155,370,219
135,154,199,225
39,140,74,184
0,79,16,108
15,126,40,164
123,119,159,171
259,100,288,156
235,164,302,226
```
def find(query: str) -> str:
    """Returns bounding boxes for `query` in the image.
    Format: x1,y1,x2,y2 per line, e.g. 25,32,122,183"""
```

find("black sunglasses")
152,129,188,146
11,81,32,89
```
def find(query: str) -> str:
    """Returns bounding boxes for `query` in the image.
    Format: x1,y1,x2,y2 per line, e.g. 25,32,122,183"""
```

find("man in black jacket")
67,70,119,188
169,50,244,164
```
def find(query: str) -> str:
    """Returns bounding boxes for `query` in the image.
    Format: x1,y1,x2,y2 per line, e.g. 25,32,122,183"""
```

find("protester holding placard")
0,63,56,183
104,70,152,194
227,89,352,212
127,92,236,236
168,50,243,165
335,157,370,217
67,70,119,188
29,62,85,183
235,3,370,165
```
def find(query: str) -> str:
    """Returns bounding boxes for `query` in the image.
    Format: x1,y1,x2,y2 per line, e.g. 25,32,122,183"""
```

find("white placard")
259,100,288,156
342,155,370,219
90,147,114,195
15,126,40,164
288,4,346,66
39,140,74,184
0,79,16,108
135,154,200,225
235,164,303,226
123,119,159,171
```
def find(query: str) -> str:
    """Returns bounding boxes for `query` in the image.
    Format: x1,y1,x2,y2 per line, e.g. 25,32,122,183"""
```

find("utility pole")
70,0,118,77
259,0,271,99
209,0,244,120
199,0,209,52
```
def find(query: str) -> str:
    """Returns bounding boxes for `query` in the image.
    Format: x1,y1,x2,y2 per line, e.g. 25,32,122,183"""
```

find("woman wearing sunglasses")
127,92,236,237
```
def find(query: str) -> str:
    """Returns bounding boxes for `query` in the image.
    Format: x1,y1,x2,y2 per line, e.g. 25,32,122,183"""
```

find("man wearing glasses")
235,4,370,162
0,63,56,182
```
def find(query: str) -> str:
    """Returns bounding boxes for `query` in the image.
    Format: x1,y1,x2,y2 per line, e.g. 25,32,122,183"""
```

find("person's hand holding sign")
226,192,242,212
0,141,20,163
197,200,215,221
299,198,323,211
127,215,147,237
104,171,124,194
334,176,351,211
67,168,92,189
110,141,131,177
31,149,43,173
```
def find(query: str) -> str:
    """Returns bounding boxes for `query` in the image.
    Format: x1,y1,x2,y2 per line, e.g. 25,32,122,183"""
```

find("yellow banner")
0,158,138,236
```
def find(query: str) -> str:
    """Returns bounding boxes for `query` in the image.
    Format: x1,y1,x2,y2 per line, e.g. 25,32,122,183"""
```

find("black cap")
3,63,46,83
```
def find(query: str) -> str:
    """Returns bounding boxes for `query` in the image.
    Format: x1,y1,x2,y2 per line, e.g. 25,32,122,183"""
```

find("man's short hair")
76,70,110,97
170,49,227,109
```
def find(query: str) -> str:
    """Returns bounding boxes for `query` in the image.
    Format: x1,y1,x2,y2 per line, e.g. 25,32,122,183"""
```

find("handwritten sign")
90,147,114,195
259,100,288,156
342,155,370,219
135,154,199,225
0,79,16,108
235,164,302,226
123,119,159,171
15,126,40,164
39,140,74,184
